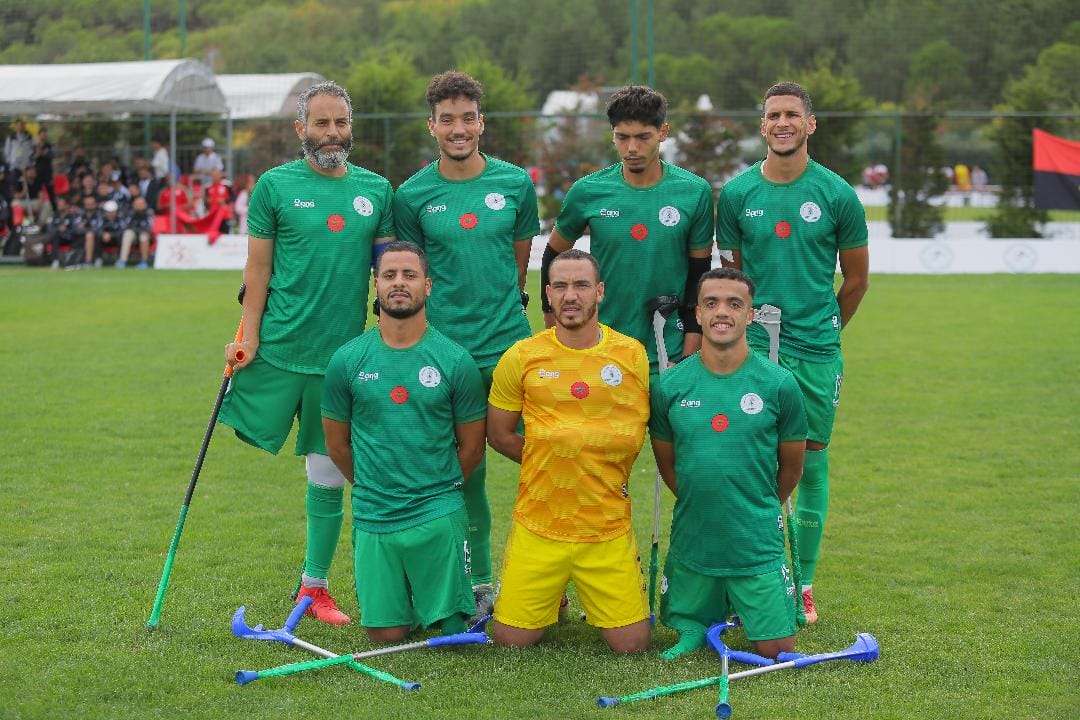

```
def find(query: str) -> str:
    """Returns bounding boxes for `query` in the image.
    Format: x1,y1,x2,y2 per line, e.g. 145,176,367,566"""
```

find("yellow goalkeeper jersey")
489,324,650,542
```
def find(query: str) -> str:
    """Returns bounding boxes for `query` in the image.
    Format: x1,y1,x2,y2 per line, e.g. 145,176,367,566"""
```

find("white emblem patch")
418,366,441,388
353,195,374,216
658,205,681,227
485,192,506,211
799,201,821,223
740,392,764,415
600,364,623,387
660,574,669,595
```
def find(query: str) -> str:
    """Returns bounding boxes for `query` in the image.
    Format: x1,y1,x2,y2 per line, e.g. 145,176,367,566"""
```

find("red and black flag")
1033,128,1080,210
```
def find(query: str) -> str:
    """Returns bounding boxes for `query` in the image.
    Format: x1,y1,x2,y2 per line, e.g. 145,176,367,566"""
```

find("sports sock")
661,625,706,661
795,447,830,585
438,614,467,635
304,481,343,581
462,454,493,586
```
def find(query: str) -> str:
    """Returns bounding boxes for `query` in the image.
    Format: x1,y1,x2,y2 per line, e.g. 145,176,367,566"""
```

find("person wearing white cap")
193,137,224,187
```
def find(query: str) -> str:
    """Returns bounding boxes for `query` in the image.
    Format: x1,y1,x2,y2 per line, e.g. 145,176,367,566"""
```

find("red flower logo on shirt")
711,414,729,432
327,214,345,232
571,381,590,399
630,223,649,241
390,386,409,404
460,212,478,230
775,221,791,239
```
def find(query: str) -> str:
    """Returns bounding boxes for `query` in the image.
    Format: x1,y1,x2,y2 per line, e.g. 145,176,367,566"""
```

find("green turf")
863,205,1080,223
1,268,1077,719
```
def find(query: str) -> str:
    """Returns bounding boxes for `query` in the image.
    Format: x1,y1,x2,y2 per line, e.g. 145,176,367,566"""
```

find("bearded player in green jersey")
322,242,487,642
222,81,395,626
393,71,539,622
717,82,869,624
542,85,714,374
650,267,806,659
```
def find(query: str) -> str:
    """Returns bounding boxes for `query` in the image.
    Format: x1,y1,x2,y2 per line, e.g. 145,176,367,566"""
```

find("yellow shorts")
494,521,648,629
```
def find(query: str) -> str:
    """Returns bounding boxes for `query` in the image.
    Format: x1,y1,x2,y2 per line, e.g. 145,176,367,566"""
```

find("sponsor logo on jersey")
740,392,764,414
600,364,623,387
799,201,822,223
744,208,764,218
460,212,478,229
294,198,316,208
658,205,681,227
327,214,345,232
630,223,649,241
679,399,701,408
571,381,590,399
353,195,374,216
538,368,560,379
390,386,409,404
418,365,441,388
426,204,448,214
599,208,620,218
356,371,380,381
711,413,729,432
775,220,791,239
485,192,506,211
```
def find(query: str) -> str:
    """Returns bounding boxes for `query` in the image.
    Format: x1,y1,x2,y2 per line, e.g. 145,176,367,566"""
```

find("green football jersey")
246,159,395,374
554,162,715,372
649,350,807,575
321,325,487,533
716,159,867,361
393,155,538,368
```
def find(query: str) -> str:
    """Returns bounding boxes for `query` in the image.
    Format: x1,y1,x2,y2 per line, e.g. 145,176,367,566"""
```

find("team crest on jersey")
418,365,441,388
775,221,791,239
353,195,374,216
740,392,764,415
485,192,506,211
571,381,590,399
799,201,821,223
658,205,681,227
600,364,623,387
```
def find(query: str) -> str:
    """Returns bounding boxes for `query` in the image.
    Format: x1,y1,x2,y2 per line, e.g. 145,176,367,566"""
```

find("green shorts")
352,507,474,629
218,355,326,456
776,352,844,446
660,554,796,642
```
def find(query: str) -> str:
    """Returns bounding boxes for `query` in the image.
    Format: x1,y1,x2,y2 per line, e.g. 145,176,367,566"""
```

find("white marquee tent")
216,73,323,120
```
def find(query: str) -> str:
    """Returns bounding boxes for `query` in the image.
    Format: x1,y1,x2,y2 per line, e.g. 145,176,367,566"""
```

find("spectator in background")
136,165,163,212
117,195,153,269
205,168,233,232
4,119,34,184
77,173,97,203
193,137,224,187
77,194,105,268
151,139,170,181
46,195,80,269
33,126,57,214
233,174,255,235
67,146,93,185
96,199,125,264
954,164,971,193
971,165,988,192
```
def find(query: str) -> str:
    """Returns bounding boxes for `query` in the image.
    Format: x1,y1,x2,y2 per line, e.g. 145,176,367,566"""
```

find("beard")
380,292,425,320
302,132,352,169
768,133,807,157
556,300,597,330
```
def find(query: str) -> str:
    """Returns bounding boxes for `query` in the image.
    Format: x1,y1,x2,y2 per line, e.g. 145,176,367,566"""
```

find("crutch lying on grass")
233,597,489,686
597,633,879,709
752,304,807,627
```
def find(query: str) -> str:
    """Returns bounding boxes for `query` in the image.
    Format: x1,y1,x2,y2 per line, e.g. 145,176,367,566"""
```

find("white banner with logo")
155,234,248,270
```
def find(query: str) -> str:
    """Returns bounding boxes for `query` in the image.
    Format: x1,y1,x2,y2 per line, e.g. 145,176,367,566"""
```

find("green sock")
304,482,343,580
462,454,493,586
661,625,706,661
438,614,467,635
795,447,830,585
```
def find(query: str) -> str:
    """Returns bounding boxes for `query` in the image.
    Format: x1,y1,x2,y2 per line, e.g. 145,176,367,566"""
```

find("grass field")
1,268,1077,719
862,205,1080,223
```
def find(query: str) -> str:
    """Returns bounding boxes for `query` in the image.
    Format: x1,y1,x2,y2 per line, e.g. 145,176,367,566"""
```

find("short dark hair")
763,82,813,115
376,240,429,275
426,71,483,116
696,267,755,302
606,85,667,129
550,248,602,283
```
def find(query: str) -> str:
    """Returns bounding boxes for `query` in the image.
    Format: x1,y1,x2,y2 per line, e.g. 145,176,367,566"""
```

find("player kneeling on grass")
649,268,807,660
487,249,652,654
321,242,488,643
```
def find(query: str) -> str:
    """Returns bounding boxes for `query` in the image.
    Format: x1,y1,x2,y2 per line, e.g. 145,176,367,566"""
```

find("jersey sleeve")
776,372,808,443
514,175,541,242
451,351,488,424
648,377,673,442
320,346,353,423
552,178,588,241
375,179,396,240
392,187,423,247
488,343,524,412
687,180,716,252
246,174,277,239
715,184,742,252
834,184,868,250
